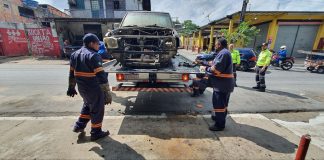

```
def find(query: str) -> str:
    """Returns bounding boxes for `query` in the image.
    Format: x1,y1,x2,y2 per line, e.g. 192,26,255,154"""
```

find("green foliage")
180,20,199,36
220,22,260,47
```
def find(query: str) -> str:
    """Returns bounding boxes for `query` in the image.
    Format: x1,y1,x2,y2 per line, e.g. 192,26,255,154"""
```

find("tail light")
250,56,257,61
182,74,189,82
116,74,124,81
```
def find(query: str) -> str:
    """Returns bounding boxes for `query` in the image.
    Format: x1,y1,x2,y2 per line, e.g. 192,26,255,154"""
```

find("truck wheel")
317,67,324,74
240,61,249,72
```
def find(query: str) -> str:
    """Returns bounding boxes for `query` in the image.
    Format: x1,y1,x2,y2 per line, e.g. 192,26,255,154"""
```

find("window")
4,4,9,9
18,6,35,18
91,0,100,10
113,1,120,10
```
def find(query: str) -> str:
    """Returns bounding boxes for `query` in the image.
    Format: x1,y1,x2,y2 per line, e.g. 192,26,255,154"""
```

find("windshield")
121,12,173,28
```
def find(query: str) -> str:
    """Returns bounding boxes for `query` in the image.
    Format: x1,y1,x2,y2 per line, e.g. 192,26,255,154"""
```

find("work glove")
67,76,77,97
100,83,112,105
67,87,78,97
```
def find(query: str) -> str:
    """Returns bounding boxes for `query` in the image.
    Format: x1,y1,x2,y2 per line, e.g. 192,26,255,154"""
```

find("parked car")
236,48,257,71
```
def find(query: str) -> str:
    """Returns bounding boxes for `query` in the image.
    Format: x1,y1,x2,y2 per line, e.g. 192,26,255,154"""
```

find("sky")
36,0,324,26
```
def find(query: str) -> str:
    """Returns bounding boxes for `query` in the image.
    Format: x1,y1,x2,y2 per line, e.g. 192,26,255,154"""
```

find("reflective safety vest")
231,49,241,65
257,49,272,66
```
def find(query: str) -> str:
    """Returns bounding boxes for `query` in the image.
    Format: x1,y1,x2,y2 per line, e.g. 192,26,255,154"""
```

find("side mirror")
113,23,120,29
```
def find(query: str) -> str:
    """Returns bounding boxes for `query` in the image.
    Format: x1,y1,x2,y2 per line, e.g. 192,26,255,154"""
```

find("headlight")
164,39,175,48
106,37,119,49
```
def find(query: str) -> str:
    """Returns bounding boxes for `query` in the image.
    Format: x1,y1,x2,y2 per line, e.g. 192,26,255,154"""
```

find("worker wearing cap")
253,42,272,92
67,33,112,141
202,38,234,131
229,44,240,87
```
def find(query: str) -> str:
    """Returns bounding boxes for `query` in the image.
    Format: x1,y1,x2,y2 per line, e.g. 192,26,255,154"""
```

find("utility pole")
239,0,249,23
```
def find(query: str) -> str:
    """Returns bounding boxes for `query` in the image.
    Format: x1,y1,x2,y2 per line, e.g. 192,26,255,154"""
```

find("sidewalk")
0,114,323,159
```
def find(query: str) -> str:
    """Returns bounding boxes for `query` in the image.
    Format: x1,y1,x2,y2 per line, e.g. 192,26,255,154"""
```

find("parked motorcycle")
270,53,295,70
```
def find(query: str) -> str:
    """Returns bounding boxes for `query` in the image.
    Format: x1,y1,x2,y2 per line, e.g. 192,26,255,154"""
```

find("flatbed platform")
103,54,200,74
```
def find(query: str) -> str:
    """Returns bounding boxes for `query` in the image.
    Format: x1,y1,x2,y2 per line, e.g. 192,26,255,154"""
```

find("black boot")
252,85,260,89
209,124,224,131
258,88,265,92
72,125,85,133
91,130,110,141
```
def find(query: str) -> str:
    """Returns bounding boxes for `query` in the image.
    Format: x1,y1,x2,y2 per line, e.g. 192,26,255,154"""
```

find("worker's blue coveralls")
69,46,108,134
206,48,234,128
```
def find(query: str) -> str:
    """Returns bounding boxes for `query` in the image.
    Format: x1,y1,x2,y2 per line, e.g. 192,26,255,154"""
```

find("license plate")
125,74,139,79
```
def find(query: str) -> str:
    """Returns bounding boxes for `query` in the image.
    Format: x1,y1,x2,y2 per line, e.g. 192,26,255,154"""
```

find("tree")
179,20,199,36
220,22,260,47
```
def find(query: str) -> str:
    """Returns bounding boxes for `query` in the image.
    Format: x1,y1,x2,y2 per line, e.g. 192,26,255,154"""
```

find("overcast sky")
37,0,324,26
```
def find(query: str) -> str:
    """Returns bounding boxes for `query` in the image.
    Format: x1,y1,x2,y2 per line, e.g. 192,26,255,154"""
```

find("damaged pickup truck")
104,11,180,68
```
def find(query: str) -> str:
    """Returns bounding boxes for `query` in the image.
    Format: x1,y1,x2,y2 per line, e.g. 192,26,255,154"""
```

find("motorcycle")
270,53,295,70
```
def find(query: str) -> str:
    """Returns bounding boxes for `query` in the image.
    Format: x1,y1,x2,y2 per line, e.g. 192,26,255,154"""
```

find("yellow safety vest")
257,49,272,66
231,49,241,65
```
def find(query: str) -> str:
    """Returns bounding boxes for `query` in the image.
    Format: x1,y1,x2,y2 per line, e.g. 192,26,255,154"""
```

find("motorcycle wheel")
317,67,324,74
307,67,314,71
281,61,293,70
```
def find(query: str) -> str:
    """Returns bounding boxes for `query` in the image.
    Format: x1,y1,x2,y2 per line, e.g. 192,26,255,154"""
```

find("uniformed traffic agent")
253,42,272,92
203,38,234,131
229,44,240,87
67,33,112,141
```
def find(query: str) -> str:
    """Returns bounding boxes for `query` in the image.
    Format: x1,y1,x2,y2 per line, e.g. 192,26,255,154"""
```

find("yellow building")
186,11,324,57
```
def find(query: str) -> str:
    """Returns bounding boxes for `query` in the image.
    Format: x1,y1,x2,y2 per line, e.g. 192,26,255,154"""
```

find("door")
248,22,270,53
274,25,319,58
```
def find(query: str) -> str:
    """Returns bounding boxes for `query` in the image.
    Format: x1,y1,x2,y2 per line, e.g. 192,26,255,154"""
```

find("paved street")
1,51,324,117
0,53,324,159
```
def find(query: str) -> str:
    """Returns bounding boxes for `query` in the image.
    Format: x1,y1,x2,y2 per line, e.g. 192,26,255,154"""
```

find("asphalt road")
0,52,324,117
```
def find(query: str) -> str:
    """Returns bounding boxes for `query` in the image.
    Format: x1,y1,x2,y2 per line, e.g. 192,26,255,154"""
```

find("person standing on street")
253,42,272,92
229,44,240,87
67,33,112,141
202,38,234,131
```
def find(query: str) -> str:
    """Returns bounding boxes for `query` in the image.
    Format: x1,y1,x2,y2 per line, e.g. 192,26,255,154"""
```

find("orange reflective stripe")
213,107,228,112
91,123,102,128
214,74,234,78
212,67,234,78
74,71,96,77
79,114,90,119
94,67,104,74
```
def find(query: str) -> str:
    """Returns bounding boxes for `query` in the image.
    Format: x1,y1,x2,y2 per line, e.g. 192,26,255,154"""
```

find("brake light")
116,74,124,81
182,74,189,82
250,56,257,61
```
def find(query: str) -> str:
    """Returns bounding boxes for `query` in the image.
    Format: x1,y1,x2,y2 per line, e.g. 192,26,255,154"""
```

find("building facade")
0,0,70,24
68,0,151,19
186,11,324,57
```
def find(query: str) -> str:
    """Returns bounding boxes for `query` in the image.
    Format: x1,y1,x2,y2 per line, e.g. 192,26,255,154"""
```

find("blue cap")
83,33,100,45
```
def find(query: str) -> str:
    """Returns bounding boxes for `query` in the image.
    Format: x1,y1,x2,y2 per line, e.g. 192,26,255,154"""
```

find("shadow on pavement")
111,91,212,115
76,132,145,160
239,86,308,99
117,116,297,153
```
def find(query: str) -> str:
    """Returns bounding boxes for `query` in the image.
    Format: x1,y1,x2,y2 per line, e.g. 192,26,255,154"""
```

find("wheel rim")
282,62,292,70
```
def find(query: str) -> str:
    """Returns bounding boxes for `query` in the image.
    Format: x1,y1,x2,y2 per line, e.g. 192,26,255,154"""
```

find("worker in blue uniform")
202,38,234,131
67,33,112,141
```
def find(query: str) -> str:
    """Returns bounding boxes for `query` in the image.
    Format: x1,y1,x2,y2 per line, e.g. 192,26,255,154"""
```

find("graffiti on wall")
7,29,28,44
26,28,60,56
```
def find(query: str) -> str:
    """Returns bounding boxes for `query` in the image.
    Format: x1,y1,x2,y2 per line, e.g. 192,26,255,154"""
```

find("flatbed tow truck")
103,54,200,93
